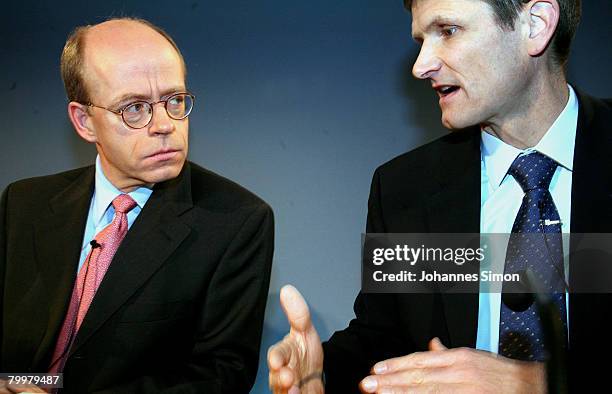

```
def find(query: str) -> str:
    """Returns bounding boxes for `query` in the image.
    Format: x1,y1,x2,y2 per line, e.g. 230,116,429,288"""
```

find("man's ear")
525,0,560,57
68,102,97,143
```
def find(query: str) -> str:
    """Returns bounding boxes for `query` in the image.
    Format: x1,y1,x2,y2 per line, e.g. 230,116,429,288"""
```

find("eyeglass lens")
122,93,194,128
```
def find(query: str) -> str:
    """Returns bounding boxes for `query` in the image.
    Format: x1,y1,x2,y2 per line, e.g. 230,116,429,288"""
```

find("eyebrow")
412,15,457,41
111,87,187,107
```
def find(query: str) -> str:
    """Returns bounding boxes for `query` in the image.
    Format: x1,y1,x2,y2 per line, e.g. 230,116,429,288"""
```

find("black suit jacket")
0,161,274,393
323,91,612,392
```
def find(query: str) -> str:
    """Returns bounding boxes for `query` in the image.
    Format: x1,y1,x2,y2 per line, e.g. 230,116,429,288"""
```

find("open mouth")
435,85,460,98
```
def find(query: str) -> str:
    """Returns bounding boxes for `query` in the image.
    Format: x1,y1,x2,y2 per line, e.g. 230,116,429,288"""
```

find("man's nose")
148,102,175,135
412,43,442,80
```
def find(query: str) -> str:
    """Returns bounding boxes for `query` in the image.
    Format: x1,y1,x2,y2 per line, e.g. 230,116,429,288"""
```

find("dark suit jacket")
0,161,274,393
323,91,612,392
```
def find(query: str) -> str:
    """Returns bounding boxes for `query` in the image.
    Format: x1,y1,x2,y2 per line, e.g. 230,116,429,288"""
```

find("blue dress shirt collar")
92,155,153,227
481,85,578,191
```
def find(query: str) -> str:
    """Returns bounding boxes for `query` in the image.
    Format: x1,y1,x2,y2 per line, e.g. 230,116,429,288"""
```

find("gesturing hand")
268,285,325,394
359,338,546,394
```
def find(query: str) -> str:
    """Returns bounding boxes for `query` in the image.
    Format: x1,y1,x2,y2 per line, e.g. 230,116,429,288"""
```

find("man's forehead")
82,20,185,101
85,20,173,56
411,0,489,37
411,0,486,13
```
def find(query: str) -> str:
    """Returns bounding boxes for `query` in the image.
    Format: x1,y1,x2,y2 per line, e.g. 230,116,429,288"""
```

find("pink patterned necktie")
49,194,137,374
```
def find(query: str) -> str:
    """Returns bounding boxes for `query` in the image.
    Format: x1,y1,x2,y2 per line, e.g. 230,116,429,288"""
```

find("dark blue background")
2,1,611,392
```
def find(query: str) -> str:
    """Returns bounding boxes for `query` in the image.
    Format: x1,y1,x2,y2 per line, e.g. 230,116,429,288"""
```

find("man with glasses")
0,18,273,393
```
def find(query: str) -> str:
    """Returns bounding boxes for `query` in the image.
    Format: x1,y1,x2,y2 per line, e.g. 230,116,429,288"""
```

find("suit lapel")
31,167,95,368
425,129,481,348
69,163,194,355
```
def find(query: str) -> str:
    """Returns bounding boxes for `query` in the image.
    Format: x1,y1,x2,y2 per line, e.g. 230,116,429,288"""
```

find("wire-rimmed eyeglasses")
86,92,195,129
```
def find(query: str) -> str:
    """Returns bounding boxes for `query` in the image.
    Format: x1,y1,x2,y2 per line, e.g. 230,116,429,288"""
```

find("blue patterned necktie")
499,151,568,361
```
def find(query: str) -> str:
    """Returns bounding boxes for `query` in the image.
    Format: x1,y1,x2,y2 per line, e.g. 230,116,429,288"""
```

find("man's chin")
144,161,185,185
441,112,477,131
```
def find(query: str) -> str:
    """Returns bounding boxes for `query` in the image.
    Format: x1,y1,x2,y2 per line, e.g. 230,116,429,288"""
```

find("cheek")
183,129,189,150
179,120,189,138
103,133,142,169
176,123,189,151
94,118,137,152
462,56,513,108
126,138,151,167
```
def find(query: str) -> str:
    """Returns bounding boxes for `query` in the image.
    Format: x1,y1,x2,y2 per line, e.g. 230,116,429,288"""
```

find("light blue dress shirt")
475,85,578,353
77,156,153,271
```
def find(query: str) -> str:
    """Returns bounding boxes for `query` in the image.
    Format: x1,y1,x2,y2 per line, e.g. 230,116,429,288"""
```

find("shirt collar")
481,84,578,190
92,155,153,227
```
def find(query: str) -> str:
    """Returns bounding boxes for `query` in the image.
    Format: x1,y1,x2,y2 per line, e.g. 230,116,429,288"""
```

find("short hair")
403,0,581,68
60,17,187,103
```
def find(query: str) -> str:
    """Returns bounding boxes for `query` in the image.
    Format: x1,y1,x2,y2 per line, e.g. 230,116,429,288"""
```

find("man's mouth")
434,85,460,98
146,149,181,161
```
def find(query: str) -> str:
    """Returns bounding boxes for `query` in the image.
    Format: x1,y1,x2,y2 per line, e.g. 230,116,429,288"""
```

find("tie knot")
508,152,558,192
112,194,137,213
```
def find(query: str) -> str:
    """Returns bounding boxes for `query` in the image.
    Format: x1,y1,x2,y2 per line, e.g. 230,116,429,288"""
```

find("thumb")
429,337,448,351
280,284,313,333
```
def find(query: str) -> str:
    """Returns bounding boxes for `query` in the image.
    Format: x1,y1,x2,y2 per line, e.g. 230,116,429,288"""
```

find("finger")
6,384,47,393
428,337,448,351
269,370,285,394
362,372,424,393
280,285,313,332
372,350,456,375
359,375,378,393
268,338,295,370
0,379,8,394
361,370,427,391
362,367,460,393
279,365,296,388
269,367,296,392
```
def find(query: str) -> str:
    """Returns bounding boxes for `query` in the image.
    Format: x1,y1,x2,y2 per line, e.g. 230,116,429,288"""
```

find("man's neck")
97,156,154,193
481,71,569,150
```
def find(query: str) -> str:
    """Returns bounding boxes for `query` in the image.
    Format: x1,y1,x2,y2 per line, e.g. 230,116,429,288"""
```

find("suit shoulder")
585,95,612,116
4,166,92,199
574,89,612,122
187,162,271,213
596,97,612,108
574,89,612,109
374,129,479,182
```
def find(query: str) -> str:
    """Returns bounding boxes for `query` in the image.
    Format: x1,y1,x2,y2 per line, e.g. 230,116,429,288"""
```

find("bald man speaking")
0,18,274,393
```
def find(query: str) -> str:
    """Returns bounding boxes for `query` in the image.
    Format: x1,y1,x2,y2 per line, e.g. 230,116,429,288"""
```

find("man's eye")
125,102,147,113
169,96,185,106
442,26,458,37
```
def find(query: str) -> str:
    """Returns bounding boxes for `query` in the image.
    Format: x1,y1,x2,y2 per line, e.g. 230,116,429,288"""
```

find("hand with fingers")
268,285,325,394
358,338,546,394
